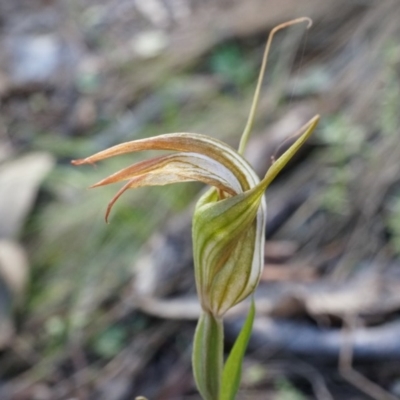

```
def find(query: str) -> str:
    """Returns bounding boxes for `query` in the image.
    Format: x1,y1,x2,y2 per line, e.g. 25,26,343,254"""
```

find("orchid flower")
71,117,318,316
72,17,319,400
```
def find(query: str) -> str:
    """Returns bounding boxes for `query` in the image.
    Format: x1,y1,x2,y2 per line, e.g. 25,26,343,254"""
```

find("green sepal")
219,299,255,400
260,115,319,189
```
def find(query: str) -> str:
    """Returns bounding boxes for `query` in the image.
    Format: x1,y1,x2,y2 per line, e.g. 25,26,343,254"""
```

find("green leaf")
193,311,224,400
219,299,255,400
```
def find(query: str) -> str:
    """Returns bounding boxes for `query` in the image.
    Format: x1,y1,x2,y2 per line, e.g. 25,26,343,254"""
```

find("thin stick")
339,316,399,400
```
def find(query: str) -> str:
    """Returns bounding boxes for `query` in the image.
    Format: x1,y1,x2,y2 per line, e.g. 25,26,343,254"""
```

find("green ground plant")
73,18,319,400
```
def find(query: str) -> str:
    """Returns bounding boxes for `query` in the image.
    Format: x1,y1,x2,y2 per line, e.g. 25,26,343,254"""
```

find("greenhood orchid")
72,17,319,400
72,119,318,315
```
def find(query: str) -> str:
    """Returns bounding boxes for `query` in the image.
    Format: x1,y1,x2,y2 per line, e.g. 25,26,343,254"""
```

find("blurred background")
0,0,400,399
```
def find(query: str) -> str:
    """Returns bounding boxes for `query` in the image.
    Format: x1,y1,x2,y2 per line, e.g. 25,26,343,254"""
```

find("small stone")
131,31,168,59
0,240,28,297
7,34,60,86
0,152,54,239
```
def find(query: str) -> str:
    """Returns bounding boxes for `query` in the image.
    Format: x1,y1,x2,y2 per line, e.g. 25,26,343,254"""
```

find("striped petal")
193,183,266,317
91,152,242,195
90,152,244,221
72,132,256,192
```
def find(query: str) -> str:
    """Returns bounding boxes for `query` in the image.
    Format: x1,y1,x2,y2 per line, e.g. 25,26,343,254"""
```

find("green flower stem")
192,311,224,400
